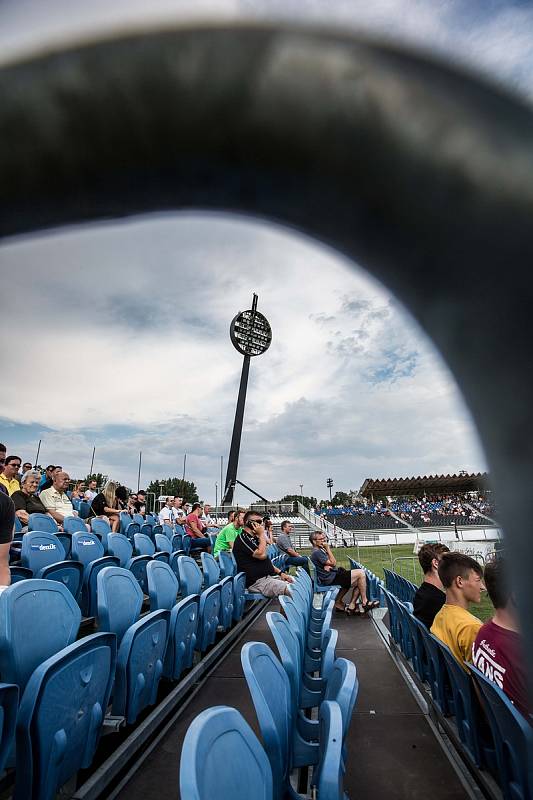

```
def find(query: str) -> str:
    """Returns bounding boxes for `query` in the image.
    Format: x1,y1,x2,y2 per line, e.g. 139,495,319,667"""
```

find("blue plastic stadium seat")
201,552,220,588
147,559,179,611
435,636,492,767
0,579,81,694
232,571,247,622
106,533,152,593
90,517,112,537
218,549,237,579
132,514,145,527
470,663,533,800
177,556,203,596
171,533,183,552
97,567,170,724
138,522,153,541
155,533,172,555
162,523,173,539
13,632,116,800
134,533,155,557
119,511,132,534
62,515,87,534
9,566,33,583
180,706,273,800
77,501,91,520
0,683,18,774
198,585,221,651
219,576,234,631
20,532,83,602
308,559,341,594
124,522,141,542
27,513,58,533
71,532,119,617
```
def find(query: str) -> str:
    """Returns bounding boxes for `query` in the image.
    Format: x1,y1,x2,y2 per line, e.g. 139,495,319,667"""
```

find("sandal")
362,600,380,612
334,605,346,614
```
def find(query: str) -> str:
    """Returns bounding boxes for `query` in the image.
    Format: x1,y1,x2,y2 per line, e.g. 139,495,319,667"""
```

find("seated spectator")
11,470,54,529
201,503,219,529
263,516,274,545
21,462,32,476
431,552,485,670
172,496,186,525
185,502,211,552
159,497,174,527
134,490,147,515
472,558,531,719
90,480,124,532
70,481,87,502
38,464,55,491
233,511,294,598
84,480,98,503
309,531,379,615
39,464,62,492
0,455,22,496
40,470,78,526
0,490,14,588
0,444,6,495
413,543,450,628
276,520,309,574
213,509,244,558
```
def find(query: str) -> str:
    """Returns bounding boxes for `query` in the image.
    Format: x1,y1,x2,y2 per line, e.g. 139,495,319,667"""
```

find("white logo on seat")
79,540,96,546
31,544,56,551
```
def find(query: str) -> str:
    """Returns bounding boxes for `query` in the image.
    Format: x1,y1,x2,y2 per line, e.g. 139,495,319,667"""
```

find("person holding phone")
233,510,294,597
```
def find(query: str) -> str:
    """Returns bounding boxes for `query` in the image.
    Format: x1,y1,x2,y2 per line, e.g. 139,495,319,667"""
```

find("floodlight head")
230,301,272,357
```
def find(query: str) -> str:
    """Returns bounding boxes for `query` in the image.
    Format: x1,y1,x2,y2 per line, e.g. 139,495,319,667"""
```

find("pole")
34,439,41,468
215,482,218,510
137,451,142,492
223,354,250,505
299,483,303,505
89,446,95,478
220,456,223,505
182,453,186,482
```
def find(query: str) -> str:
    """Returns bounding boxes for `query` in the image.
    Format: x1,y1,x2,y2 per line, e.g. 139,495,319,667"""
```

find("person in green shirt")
213,509,244,558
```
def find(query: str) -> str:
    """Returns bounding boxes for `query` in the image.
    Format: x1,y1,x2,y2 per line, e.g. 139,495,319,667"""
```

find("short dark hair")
5,455,21,466
280,520,290,531
46,464,55,471
54,465,62,471
115,486,128,503
192,502,202,512
483,558,509,609
243,509,262,526
227,510,235,521
438,552,483,589
0,443,6,453
418,543,450,573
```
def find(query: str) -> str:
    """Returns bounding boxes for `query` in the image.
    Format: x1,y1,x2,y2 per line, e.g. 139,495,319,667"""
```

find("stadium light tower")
222,293,272,505
326,477,334,502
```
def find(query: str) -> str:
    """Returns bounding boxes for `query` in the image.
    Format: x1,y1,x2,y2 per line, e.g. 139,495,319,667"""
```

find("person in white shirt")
172,496,186,525
159,497,173,527
200,503,219,529
84,479,98,503
40,471,82,526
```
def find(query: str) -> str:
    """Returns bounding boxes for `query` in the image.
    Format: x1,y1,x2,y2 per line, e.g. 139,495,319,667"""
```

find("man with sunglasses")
233,510,294,598
0,456,22,496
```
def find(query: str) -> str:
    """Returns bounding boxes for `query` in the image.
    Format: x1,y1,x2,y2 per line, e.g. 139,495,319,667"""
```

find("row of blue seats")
381,584,532,800
383,567,417,604
180,567,358,799
0,551,254,799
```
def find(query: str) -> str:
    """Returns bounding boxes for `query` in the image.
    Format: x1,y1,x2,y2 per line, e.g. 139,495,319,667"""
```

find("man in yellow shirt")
431,551,485,670
0,455,22,496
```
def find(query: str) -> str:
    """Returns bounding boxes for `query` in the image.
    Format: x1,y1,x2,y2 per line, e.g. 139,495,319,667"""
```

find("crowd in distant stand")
318,493,496,524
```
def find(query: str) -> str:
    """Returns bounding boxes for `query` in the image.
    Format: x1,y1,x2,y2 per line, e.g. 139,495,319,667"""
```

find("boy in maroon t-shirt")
472,558,531,720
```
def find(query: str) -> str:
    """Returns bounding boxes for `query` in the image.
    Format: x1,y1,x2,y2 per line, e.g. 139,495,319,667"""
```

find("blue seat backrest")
97,566,143,644
155,533,172,554
134,533,155,557
78,501,91,520
0,579,81,693
218,550,236,578
132,513,145,526
28,513,58,533
120,512,132,533
63,516,87,534
174,523,186,536
106,533,133,568
323,658,359,741
90,517,111,537
469,663,533,800
21,532,65,572
162,524,173,539
14,632,116,800
201,552,220,587
180,705,273,800
241,641,293,800
177,556,203,596
312,700,345,800
266,611,302,715
71,532,104,567
0,683,18,774
147,560,179,611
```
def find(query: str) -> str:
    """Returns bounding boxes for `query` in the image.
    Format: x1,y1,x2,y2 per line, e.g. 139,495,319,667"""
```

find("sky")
1,0,531,504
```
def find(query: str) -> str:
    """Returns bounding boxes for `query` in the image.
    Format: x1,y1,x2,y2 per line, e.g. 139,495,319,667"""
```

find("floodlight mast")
222,293,272,505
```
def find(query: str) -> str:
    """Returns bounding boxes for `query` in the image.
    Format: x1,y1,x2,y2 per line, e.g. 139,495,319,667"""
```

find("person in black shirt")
11,469,53,529
413,543,450,628
233,510,294,597
0,490,14,587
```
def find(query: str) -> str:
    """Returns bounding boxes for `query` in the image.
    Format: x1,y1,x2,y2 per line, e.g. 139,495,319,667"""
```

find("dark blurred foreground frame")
1,23,532,696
